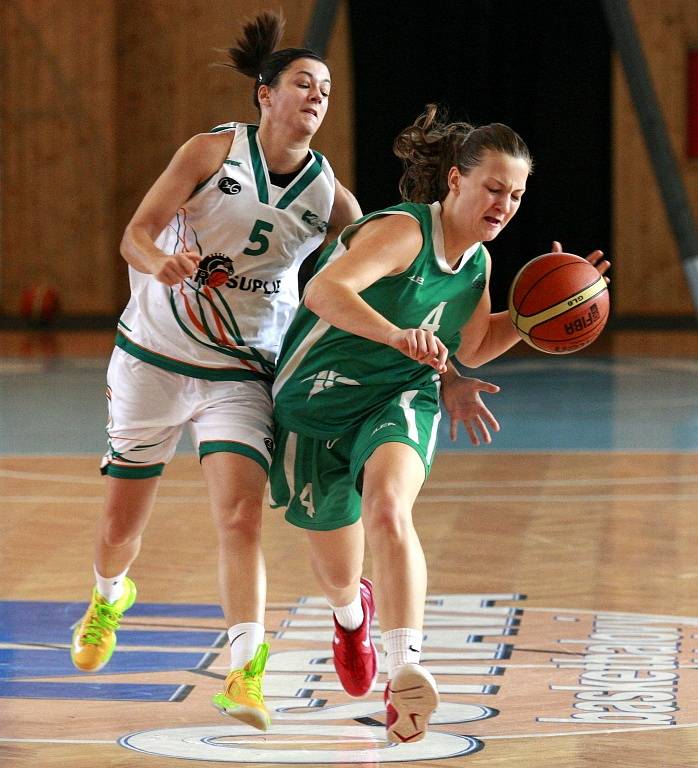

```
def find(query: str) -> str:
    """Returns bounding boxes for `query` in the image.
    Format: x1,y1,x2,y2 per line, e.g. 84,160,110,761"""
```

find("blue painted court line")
0,600,222,701
2,357,697,453
0,601,223,646
442,358,698,452
129,603,223,618
0,648,211,678
0,680,190,701
0,359,112,455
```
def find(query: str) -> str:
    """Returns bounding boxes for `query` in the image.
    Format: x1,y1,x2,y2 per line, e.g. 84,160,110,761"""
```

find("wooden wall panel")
613,0,698,317
3,1,695,323
1,0,118,316
1,0,355,318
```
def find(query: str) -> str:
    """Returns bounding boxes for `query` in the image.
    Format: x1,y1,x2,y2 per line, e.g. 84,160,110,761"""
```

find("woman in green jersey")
271,104,610,743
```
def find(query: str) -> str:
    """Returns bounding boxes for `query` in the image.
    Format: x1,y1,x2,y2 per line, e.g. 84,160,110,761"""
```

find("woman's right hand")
387,328,449,373
153,251,201,285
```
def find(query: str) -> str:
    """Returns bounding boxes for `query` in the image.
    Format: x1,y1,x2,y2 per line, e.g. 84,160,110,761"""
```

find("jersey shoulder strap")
338,201,430,248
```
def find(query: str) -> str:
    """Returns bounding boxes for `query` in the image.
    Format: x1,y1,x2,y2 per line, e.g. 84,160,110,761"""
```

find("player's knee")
362,490,411,541
101,519,140,549
213,496,263,539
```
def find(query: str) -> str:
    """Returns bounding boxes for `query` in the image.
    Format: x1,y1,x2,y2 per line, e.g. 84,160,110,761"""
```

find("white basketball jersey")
116,122,335,381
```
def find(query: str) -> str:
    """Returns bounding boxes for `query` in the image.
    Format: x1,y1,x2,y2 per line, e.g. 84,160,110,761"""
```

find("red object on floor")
688,48,698,159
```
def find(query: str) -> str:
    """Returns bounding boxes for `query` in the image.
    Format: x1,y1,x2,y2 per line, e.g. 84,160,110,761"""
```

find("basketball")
20,285,61,327
508,252,609,354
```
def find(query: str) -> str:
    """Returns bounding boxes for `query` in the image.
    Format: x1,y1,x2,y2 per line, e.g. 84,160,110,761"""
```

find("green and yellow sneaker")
212,642,271,731
70,577,137,672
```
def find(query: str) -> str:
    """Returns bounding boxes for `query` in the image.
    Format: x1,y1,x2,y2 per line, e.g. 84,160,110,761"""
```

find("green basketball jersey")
272,201,488,438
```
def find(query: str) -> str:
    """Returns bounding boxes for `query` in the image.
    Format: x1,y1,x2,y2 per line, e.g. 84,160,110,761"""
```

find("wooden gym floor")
1,329,698,767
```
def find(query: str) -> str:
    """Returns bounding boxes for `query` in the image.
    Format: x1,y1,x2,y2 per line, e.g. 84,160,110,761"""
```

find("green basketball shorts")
270,384,442,531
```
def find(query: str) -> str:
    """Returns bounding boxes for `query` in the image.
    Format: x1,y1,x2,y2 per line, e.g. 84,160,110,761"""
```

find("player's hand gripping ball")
508,252,609,354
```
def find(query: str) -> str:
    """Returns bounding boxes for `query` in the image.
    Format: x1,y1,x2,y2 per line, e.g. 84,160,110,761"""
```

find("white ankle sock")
228,622,265,670
329,590,363,631
382,627,423,678
94,565,128,603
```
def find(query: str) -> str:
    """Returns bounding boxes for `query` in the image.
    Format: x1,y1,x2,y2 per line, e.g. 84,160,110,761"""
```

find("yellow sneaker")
70,577,137,672
212,642,271,730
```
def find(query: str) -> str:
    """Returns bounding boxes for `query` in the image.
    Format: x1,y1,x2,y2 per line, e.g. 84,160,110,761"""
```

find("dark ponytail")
225,10,327,111
394,104,533,203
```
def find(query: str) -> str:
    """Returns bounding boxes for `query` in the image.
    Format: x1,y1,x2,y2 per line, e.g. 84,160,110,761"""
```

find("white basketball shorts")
101,347,273,478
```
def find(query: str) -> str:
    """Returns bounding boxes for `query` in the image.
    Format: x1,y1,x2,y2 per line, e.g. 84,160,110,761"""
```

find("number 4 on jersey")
420,302,447,333
299,483,315,518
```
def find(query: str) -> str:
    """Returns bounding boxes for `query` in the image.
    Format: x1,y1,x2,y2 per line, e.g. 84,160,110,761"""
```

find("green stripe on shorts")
101,463,165,479
199,440,269,474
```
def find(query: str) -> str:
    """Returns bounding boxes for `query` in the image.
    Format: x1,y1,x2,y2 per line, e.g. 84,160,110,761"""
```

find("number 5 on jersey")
243,219,274,256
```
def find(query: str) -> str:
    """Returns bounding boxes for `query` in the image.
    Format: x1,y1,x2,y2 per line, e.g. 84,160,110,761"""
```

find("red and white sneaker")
332,577,378,697
385,663,439,743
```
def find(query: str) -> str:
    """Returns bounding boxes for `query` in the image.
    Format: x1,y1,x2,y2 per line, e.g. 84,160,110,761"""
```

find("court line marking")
483,722,698,739
429,475,698,488
0,737,114,744
4,656,696,672
417,494,698,502
0,468,205,487
0,496,207,504
2,468,697,490
520,605,698,623
479,358,698,374
4,493,698,504
1,721,697,746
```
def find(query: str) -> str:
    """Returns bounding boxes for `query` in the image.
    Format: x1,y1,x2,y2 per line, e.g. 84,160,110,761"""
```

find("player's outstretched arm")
304,215,448,372
304,215,446,372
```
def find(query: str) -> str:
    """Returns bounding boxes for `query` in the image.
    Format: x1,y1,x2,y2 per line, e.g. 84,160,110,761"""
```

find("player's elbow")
120,219,149,259
454,352,485,369
119,226,135,263
453,341,487,368
303,273,351,321
302,277,324,315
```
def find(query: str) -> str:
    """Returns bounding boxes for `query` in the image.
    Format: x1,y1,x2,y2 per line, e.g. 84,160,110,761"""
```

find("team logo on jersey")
194,253,235,288
408,274,425,285
302,209,328,234
302,370,361,399
218,177,242,195
371,421,397,435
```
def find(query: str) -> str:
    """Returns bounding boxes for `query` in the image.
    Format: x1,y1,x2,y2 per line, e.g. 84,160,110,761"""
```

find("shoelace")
81,602,123,645
248,642,269,674
240,668,264,704
227,643,269,704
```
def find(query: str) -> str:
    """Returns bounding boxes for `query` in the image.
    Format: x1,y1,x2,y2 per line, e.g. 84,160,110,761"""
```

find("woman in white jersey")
270,104,610,743
69,12,362,731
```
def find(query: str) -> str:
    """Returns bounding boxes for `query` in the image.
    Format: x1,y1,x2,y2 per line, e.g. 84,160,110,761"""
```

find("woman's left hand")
551,240,610,284
441,374,501,445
